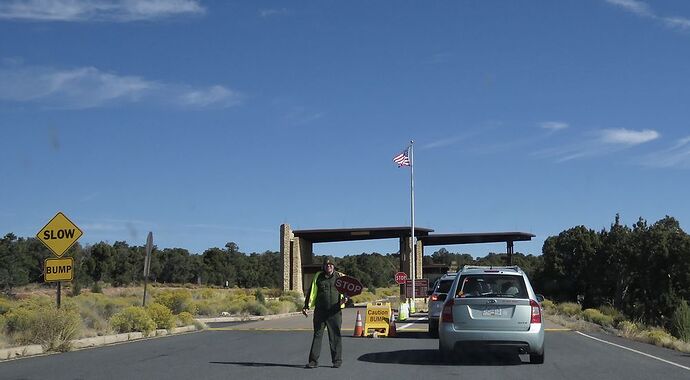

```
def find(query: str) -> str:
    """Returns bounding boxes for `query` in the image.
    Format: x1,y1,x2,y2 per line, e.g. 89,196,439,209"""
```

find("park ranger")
302,257,347,368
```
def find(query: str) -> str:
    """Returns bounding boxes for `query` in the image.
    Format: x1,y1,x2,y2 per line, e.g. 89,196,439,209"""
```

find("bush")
644,327,674,347
246,301,268,316
558,302,582,316
255,289,266,305
110,306,156,335
5,303,81,351
670,300,690,342
192,300,220,317
146,303,175,330
617,320,639,336
154,290,195,314
267,300,297,315
91,281,103,293
582,308,614,326
177,312,194,326
541,299,556,314
0,297,14,315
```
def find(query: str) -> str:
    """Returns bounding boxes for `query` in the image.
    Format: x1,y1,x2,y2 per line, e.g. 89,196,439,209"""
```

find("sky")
1,0,689,258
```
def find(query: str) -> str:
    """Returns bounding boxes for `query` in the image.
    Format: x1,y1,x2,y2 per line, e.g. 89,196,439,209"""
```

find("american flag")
393,149,410,167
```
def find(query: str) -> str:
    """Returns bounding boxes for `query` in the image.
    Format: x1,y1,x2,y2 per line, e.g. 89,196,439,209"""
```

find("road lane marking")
575,331,690,372
544,328,571,332
399,317,428,330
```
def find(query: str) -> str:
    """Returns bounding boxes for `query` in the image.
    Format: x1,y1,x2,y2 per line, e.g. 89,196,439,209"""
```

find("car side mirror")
437,293,447,302
536,294,544,303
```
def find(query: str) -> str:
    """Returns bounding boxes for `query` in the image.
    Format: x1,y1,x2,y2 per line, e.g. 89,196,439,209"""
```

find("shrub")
154,290,194,314
246,301,268,316
0,297,14,315
255,289,266,305
644,327,674,347
192,300,220,317
267,300,297,315
91,281,103,293
582,308,614,326
0,314,6,333
558,302,582,316
541,299,556,314
670,300,690,342
5,303,81,351
617,320,639,336
177,312,194,326
110,306,156,335
146,303,175,330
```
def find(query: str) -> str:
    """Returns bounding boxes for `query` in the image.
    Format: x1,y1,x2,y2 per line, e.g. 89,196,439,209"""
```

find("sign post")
142,232,153,307
36,212,83,308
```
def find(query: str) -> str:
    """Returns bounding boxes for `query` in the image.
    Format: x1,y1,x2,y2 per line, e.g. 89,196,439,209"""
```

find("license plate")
482,308,502,317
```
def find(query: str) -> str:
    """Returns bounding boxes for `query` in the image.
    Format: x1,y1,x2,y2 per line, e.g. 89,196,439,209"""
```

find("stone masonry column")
415,240,423,279
291,237,304,295
399,236,412,298
280,224,293,292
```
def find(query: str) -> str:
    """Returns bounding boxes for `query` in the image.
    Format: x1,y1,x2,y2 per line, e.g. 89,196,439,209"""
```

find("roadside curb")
0,325,198,361
196,311,304,323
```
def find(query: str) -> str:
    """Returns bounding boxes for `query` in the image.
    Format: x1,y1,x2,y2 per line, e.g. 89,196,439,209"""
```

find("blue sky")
1,0,689,258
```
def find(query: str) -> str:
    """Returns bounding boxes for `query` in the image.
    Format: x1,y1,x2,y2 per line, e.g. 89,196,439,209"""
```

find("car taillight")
430,294,439,302
530,299,542,324
441,299,454,323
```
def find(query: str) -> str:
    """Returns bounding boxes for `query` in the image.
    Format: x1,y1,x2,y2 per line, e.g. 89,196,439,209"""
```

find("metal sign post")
142,232,153,307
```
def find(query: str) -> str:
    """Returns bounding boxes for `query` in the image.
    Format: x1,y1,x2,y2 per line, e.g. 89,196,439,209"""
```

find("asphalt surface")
2,308,689,380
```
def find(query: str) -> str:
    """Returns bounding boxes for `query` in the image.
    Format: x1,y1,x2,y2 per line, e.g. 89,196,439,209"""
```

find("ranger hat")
322,256,336,268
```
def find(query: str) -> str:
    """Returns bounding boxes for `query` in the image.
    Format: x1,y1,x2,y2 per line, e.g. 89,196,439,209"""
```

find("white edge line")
399,317,428,330
575,331,690,372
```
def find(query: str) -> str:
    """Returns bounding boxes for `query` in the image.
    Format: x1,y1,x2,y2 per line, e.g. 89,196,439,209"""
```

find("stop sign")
395,272,407,285
335,275,363,297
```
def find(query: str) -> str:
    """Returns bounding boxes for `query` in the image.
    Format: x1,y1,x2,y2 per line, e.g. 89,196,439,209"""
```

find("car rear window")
436,279,454,293
455,274,528,298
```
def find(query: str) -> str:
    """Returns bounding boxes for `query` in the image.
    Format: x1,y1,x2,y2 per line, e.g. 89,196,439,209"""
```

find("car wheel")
438,342,453,363
530,351,544,364
428,320,438,338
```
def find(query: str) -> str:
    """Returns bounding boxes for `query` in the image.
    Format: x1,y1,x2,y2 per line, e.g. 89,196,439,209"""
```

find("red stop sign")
334,275,363,297
395,272,407,285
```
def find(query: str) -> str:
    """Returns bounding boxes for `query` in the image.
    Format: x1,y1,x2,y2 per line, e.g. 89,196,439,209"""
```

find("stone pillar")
291,237,305,295
399,236,412,298
280,224,293,292
415,240,423,279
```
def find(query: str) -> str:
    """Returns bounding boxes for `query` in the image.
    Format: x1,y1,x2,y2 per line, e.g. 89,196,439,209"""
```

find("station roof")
418,232,535,246
292,226,434,243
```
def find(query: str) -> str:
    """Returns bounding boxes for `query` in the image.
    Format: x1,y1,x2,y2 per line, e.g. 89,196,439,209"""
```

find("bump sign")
44,257,74,282
36,212,83,258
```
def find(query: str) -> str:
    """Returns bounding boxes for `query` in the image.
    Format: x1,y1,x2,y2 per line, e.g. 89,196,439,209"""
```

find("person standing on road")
302,257,348,369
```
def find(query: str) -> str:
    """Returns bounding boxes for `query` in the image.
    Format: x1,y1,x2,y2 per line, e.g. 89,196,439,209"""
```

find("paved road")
2,308,689,380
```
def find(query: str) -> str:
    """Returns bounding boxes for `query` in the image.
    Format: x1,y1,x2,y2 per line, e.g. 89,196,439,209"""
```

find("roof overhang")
418,232,535,246
292,226,434,243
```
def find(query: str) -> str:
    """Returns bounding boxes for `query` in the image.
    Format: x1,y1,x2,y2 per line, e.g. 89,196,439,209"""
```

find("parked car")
427,272,456,338
438,265,545,364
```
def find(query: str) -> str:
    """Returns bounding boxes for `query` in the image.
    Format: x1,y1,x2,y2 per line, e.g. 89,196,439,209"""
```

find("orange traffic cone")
388,312,397,337
353,310,364,337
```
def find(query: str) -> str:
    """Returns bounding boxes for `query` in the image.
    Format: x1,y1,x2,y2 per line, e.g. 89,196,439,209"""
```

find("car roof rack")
460,265,521,273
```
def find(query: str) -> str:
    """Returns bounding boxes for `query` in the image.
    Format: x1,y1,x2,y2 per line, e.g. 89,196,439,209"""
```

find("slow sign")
334,275,363,297
36,212,83,258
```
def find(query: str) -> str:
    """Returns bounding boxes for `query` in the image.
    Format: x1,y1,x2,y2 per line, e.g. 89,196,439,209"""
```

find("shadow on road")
344,331,432,340
209,361,305,368
358,349,523,366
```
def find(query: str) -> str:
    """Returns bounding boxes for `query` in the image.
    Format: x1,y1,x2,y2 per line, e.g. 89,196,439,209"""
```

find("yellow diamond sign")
36,212,83,258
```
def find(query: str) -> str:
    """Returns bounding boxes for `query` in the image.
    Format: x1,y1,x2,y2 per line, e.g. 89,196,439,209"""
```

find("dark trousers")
308,308,342,365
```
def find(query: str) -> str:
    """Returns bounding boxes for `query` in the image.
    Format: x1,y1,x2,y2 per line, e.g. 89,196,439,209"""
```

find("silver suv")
427,273,456,338
438,266,545,364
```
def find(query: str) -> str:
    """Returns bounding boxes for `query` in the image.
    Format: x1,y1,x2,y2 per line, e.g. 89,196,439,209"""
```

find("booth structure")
280,224,535,295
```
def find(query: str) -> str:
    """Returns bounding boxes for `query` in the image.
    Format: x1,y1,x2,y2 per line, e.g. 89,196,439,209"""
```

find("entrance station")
280,224,535,295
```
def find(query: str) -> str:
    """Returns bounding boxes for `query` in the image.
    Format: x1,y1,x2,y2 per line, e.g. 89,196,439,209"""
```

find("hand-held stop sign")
335,276,363,297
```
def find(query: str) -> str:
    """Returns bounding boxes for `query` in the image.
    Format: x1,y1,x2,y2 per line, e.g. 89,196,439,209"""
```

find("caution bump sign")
36,212,83,258
44,257,74,282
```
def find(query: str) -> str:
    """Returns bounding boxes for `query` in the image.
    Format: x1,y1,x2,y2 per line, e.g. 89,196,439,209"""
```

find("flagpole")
409,140,415,311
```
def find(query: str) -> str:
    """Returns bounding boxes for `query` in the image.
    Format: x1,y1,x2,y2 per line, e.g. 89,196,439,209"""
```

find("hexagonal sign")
36,212,83,258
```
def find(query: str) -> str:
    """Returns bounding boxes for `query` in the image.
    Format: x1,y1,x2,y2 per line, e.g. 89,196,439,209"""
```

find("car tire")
428,319,438,338
438,342,453,363
530,351,544,364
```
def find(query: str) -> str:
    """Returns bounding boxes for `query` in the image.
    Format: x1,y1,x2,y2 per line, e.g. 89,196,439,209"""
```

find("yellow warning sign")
365,302,391,336
44,257,74,282
36,212,83,258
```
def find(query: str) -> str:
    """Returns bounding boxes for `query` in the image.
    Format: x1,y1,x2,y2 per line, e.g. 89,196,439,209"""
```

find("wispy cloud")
259,8,289,18
0,0,205,22
285,106,324,125
534,128,660,162
0,63,242,109
605,0,690,31
599,128,659,145
539,121,569,131
643,136,690,168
